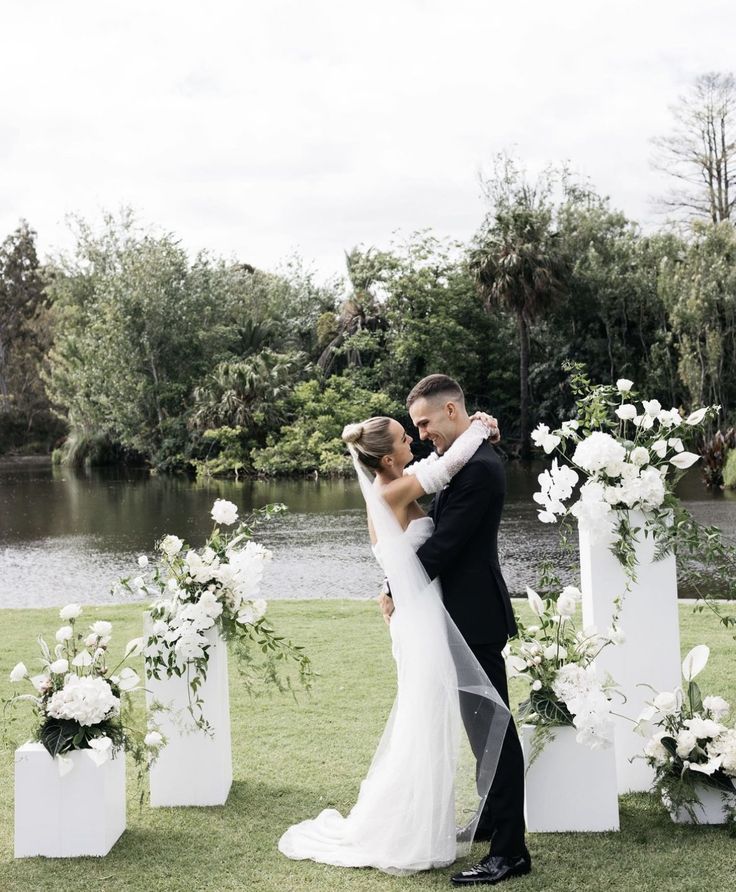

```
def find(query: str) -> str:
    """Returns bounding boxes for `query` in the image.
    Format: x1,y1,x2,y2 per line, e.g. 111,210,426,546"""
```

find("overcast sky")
2,1,734,281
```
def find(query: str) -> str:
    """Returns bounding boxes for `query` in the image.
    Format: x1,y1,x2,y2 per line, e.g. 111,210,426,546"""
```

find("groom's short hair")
406,374,465,409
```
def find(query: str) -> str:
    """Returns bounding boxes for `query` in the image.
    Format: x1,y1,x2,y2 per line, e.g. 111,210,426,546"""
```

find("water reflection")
1,459,734,609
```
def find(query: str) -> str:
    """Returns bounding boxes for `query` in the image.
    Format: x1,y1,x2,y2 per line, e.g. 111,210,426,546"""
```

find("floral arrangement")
506,579,621,761
531,368,719,557
128,499,313,731
636,644,736,827
5,605,163,776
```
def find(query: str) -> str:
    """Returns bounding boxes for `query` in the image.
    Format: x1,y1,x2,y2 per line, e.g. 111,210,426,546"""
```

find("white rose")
55,626,73,642
676,729,698,758
630,446,650,466
137,555,149,568
49,659,69,674
615,404,637,421
531,680,542,691
653,691,679,715
59,604,82,621
703,695,730,721
144,731,163,747
211,499,239,526
160,534,184,557
561,585,582,601
9,662,28,682
556,595,577,617
616,379,634,393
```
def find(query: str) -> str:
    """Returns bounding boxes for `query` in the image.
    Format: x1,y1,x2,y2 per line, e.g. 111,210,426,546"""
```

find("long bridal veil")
350,451,511,866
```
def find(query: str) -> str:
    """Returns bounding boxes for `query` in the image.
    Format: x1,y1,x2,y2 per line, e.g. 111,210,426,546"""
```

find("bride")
278,412,510,874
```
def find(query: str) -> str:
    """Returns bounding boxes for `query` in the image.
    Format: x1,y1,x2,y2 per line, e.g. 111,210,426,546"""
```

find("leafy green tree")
0,221,62,453
470,162,569,454
252,374,401,475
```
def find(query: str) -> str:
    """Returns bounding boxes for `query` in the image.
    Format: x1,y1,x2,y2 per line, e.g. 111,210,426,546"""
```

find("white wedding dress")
278,431,510,874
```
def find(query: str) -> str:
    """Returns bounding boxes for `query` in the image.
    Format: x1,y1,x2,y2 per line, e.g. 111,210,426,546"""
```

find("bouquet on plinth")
636,644,736,827
531,367,719,570
128,499,313,732
507,583,621,762
5,605,163,776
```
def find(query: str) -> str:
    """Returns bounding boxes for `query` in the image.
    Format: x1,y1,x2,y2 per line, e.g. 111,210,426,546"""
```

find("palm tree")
470,196,568,457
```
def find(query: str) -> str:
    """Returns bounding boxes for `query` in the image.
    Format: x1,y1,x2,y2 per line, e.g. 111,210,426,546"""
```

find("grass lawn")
0,600,734,892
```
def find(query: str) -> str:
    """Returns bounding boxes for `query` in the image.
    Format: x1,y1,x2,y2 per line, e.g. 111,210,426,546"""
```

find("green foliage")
253,374,401,475
724,448,736,489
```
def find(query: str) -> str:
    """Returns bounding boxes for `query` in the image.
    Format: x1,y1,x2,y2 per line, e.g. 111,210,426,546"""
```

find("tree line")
2,73,736,476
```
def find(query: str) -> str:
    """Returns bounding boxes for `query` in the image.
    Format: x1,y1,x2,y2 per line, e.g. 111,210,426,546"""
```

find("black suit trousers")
460,644,527,857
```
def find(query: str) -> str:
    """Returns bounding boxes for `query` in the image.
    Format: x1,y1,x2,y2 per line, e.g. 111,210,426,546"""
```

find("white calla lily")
682,644,709,682
669,452,700,470
525,586,545,618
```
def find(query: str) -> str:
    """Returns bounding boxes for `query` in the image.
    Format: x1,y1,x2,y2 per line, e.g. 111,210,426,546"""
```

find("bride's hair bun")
342,422,364,444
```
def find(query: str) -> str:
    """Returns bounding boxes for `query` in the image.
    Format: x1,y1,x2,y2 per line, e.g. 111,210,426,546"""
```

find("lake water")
1,458,735,609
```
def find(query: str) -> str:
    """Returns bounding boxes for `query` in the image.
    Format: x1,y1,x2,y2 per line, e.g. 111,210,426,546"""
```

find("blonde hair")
342,416,394,470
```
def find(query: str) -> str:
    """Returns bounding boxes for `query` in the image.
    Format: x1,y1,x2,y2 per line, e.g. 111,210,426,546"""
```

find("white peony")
644,731,670,766
49,659,69,675
684,716,725,740
90,621,112,638
211,499,239,526
615,404,637,421
59,604,82,621
616,379,634,393
10,662,28,682
47,675,119,726
55,626,73,642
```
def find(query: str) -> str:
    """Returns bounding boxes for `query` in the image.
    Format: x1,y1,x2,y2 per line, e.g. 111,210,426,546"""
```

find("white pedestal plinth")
146,627,232,807
15,742,126,858
579,512,681,794
521,725,619,832
666,782,736,825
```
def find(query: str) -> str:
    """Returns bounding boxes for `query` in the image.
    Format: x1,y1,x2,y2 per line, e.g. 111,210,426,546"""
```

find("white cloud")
1,0,734,279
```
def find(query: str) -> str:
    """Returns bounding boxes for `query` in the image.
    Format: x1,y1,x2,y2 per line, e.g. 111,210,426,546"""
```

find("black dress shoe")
451,853,532,886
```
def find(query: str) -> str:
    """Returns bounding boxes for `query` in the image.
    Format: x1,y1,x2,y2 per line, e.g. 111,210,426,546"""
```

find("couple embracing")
279,374,532,886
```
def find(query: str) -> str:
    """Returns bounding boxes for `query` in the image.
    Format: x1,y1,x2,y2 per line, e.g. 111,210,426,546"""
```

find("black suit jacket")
416,440,517,647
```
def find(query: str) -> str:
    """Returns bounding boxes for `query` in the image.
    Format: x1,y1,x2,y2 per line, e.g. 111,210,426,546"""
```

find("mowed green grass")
0,601,734,892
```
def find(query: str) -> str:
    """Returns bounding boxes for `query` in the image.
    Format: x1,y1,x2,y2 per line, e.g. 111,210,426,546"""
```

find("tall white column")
146,627,233,806
579,510,681,793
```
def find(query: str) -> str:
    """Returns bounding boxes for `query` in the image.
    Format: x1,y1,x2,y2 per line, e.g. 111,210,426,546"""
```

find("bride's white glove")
404,418,492,494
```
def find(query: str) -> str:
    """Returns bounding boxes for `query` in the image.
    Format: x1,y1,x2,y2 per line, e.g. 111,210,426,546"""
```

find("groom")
383,373,530,886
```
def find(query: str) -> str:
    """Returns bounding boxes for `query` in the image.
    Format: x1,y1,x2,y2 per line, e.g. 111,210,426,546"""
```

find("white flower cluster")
144,501,272,677
531,383,717,544
7,605,159,772
639,645,736,781
507,586,620,751
47,675,119,726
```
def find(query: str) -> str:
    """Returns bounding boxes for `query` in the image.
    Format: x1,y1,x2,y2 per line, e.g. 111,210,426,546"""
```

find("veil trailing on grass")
278,449,511,874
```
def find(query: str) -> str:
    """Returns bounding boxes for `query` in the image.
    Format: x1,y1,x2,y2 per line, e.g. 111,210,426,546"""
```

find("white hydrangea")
46,675,119,726
572,432,627,476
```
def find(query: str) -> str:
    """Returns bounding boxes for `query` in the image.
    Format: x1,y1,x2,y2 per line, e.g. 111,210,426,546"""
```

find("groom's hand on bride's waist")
378,581,394,624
